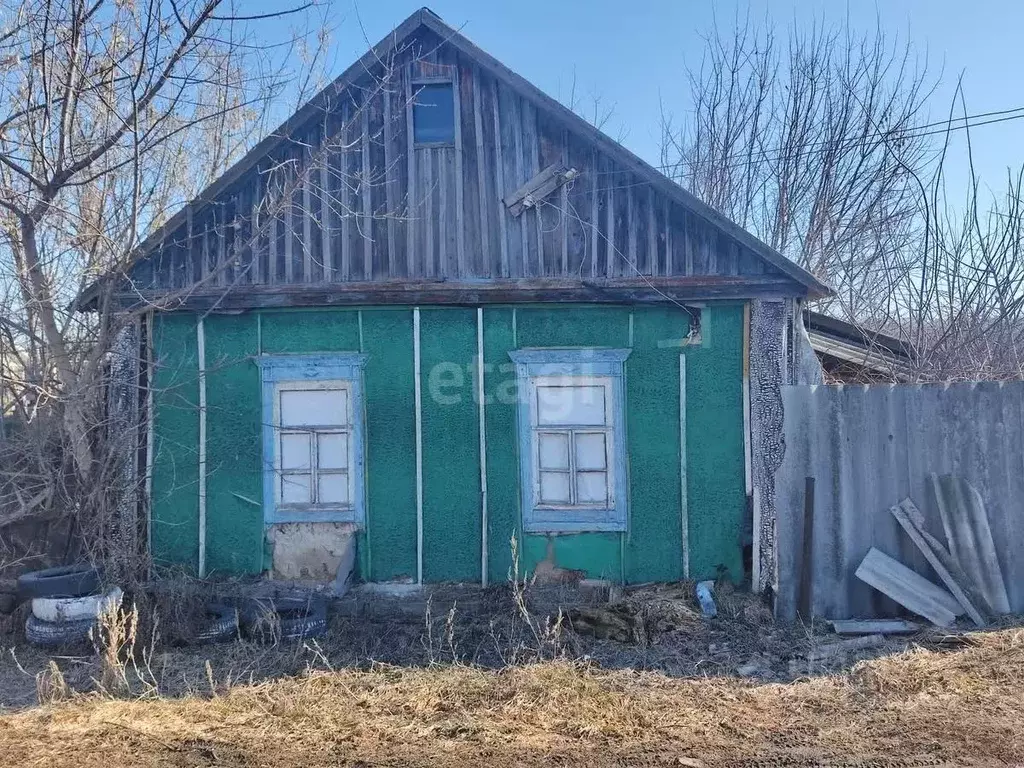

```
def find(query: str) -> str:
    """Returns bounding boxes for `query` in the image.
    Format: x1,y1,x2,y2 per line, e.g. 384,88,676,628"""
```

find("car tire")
17,565,101,600
194,603,240,644
32,588,123,623
25,614,96,648
244,596,328,643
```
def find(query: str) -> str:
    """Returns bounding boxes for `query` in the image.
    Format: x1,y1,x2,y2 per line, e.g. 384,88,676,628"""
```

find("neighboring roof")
804,310,915,378
84,7,829,307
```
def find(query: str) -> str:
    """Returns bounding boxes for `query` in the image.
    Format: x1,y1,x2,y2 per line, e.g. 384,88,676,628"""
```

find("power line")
596,104,1024,179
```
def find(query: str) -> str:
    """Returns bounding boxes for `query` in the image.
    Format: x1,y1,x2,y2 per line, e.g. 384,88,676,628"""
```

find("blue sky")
285,0,1024,195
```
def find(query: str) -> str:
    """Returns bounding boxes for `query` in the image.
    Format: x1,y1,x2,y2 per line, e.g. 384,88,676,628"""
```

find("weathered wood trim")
383,87,396,278
284,181,295,283
302,173,313,283
424,149,434,277
560,128,569,275
320,145,332,281
605,169,615,278
511,93,526,274
453,64,466,278
216,203,228,288
663,198,671,275
125,275,804,311
628,185,637,274
104,9,828,304
473,70,489,276
251,172,263,284
491,79,509,277
589,153,598,278
648,186,657,276
405,70,416,278
504,163,568,217
438,149,448,277
361,104,372,281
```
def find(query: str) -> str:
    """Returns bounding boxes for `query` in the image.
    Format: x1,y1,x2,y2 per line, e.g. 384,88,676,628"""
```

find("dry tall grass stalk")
34,660,71,705
91,602,160,699
3,628,1022,767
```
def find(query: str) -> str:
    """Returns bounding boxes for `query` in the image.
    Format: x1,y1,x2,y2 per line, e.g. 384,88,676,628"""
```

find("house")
804,311,915,382
89,9,828,591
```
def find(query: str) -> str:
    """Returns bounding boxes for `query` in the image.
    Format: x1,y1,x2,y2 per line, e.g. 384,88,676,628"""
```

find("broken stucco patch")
266,522,357,587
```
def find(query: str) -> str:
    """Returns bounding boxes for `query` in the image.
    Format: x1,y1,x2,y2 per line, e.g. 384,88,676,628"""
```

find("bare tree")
662,17,936,321
0,0,332,570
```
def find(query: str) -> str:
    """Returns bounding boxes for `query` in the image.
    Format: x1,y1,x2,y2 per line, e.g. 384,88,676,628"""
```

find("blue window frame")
257,354,367,524
509,349,631,533
412,82,455,144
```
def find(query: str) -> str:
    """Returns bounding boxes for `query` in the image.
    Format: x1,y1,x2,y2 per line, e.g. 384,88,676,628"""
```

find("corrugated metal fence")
774,382,1024,620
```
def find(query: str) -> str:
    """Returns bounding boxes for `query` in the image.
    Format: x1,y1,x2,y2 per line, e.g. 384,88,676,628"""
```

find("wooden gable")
101,9,827,310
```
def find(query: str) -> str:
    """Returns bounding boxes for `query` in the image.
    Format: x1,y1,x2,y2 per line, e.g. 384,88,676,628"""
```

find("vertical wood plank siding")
133,34,785,291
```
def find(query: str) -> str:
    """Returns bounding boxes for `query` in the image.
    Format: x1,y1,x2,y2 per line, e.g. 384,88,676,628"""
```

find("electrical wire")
595,104,1024,178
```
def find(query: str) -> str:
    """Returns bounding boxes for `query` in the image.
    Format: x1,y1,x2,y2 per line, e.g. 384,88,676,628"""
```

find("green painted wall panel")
521,533,623,581
516,306,632,348
682,304,746,581
419,308,481,582
624,307,688,583
149,313,200,572
260,309,361,353
362,309,418,581
147,303,747,585
513,306,632,581
203,314,264,575
482,308,520,583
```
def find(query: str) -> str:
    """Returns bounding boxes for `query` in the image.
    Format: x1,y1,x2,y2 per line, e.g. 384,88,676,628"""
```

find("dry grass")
1,627,1021,766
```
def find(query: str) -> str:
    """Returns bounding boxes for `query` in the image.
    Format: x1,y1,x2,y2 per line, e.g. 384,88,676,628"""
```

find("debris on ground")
806,634,886,661
853,478,1013,630
855,547,962,626
695,580,717,617
891,499,986,626
831,619,919,635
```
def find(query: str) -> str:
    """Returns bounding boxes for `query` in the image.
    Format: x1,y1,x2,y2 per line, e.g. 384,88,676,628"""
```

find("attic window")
413,82,455,144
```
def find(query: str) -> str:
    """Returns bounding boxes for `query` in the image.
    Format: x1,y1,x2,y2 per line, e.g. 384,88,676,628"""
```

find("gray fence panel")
775,382,1024,621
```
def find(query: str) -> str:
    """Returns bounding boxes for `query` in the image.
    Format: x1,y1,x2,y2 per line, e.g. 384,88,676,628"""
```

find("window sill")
267,508,363,525
414,141,456,149
523,510,625,534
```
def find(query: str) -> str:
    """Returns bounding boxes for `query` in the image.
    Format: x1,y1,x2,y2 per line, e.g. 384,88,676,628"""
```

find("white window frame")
273,380,355,513
258,353,367,524
510,349,630,532
528,375,615,510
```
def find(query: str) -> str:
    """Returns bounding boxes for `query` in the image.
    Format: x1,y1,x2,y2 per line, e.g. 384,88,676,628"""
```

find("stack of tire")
17,565,121,648
198,596,328,644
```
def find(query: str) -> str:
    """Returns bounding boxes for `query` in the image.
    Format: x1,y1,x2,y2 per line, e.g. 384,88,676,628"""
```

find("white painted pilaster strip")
742,303,753,496
413,307,424,585
679,353,689,579
197,316,208,578
145,312,155,570
477,307,489,587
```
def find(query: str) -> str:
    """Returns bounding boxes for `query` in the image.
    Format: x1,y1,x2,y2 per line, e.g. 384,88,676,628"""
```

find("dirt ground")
1,583,1022,765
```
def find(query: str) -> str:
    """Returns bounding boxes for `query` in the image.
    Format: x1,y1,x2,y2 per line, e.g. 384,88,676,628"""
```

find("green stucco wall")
148,303,747,584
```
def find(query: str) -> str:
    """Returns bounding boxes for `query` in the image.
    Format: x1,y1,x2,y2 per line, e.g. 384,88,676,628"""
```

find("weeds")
34,660,71,704
91,602,160,699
